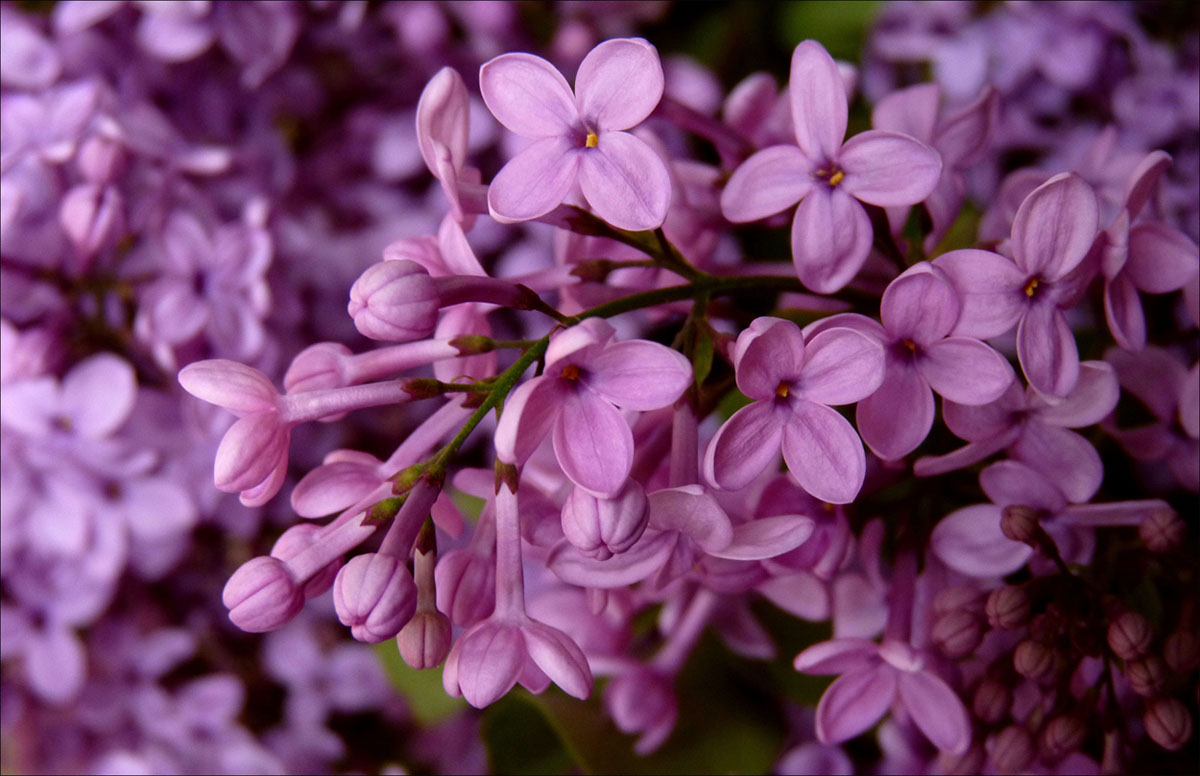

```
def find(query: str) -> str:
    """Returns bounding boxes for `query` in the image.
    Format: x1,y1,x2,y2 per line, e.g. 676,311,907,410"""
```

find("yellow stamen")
561,364,581,381
776,381,790,399
1024,277,1040,297
585,132,599,148
902,338,917,351
829,170,845,186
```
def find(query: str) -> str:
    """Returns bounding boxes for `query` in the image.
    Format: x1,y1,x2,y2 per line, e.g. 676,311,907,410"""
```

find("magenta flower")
810,264,1015,460
794,638,970,755
720,40,942,293
479,37,672,231
934,172,1100,396
494,318,692,497
703,317,884,503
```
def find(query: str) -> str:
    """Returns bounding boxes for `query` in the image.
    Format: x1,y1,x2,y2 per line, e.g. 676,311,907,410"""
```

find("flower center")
775,381,790,399
815,166,845,187
560,364,581,381
1023,277,1040,298
585,132,599,148
902,338,917,352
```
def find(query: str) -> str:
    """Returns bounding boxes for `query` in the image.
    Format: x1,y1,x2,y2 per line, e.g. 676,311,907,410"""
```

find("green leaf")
373,643,466,725
779,1,882,62
693,328,715,389
483,693,576,775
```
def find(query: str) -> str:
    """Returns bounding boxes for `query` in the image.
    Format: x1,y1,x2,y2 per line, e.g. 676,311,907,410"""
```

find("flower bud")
933,610,984,659
271,524,342,599
333,553,417,643
1028,611,1061,643
973,677,1012,725
934,586,984,617
1139,508,1184,553
560,482,649,560
223,556,304,633
76,134,126,183
1000,505,1040,544
1144,698,1193,751
60,183,123,258
604,668,677,755
1164,629,1200,674
434,547,495,626
939,742,985,776
987,585,1031,630
348,260,438,342
1107,611,1153,661
284,342,352,394
1127,655,1167,697
1039,715,1086,762
398,610,452,669
988,725,1035,775
1014,640,1056,683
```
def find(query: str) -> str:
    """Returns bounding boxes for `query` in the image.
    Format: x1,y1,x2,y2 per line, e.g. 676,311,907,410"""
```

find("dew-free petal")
494,376,561,465
782,401,866,504
897,671,970,754
794,638,879,674
647,485,734,553
1011,424,1102,504
1017,302,1079,397
707,515,815,560
1010,173,1098,281
734,317,807,400
479,52,577,138
720,145,814,223
870,83,938,143
931,504,1032,578
838,130,942,208
487,136,580,223
416,67,470,178
815,664,896,744
178,358,278,416
791,187,873,294
934,249,1027,339
575,38,663,131
789,40,847,161
553,389,634,497
521,619,593,700
578,131,672,231
1126,222,1199,293
980,459,1068,513
881,270,961,345
857,360,933,461
705,401,786,491
920,337,1014,405
1104,274,1147,351
583,339,692,411
61,353,136,438
1031,360,1119,428
798,327,885,406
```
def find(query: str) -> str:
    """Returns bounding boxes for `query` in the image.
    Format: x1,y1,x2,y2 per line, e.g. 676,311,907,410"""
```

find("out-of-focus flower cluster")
2,1,1197,774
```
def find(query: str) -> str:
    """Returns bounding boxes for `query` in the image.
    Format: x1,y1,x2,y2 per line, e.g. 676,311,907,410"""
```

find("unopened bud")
284,342,352,394
939,742,985,776
223,556,304,633
1029,611,1061,643
271,524,342,599
973,678,1012,725
987,585,1031,630
933,610,984,659
1014,640,1056,683
934,586,984,617
1107,611,1154,661
333,553,417,643
1164,629,1200,674
1000,505,1040,544
561,482,649,561
1144,698,1193,751
348,259,438,342
1139,509,1184,553
989,725,1035,775
1039,715,1086,762
398,610,452,669
449,335,495,356
1127,655,1167,697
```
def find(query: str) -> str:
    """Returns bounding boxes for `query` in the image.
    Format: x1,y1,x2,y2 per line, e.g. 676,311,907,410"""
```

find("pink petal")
759,571,831,620
1058,500,1172,529
870,83,938,143
545,318,615,371
791,188,873,294
487,136,580,223
583,339,692,411
881,269,961,345
782,401,867,504
733,316,808,401
1122,150,1172,219
647,485,734,553
214,415,289,494
547,530,677,588
494,376,561,465
838,130,942,208
815,665,897,744
1017,303,1080,398
1126,222,1199,293
933,249,1027,339
798,327,885,406
575,37,663,131
897,671,970,754
942,381,1025,441
1104,274,1147,351
61,353,136,438
578,131,672,231
857,360,934,461
1106,346,1189,423
1010,173,1099,281
445,621,524,708
1030,360,1119,428
720,145,814,223
25,626,85,705
979,459,1068,513
704,401,785,491
931,505,1032,578
553,390,634,497
1181,364,1199,439
416,67,470,178
935,87,998,169
789,40,847,160
290,461,383,518
178,359,278,416
919,337,1015,405
708,515,814,560
478,52,577,138
1011,424,1102,504
521,620,593,700
794,638,879,674
913,436,1014,477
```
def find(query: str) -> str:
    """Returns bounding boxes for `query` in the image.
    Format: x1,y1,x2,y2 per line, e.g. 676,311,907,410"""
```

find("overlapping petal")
1011,424,1102,504
857,360,933,461
1010,173,1098,281
838,130,942,208
578,130,671,231
794,638,878,674
479,53,577,137
797,327,885,406
1017,302,1080,397
781,401,866,504
881,270,961,345
896,671,970,754
980,460,1068,513
815,664,896,744
791,187,873,294
934,249,1027,339
575,38,663,131
179,359,278,416
552,389,634,497
494,376,561,465
487,136,580,223
708,515,815,560
647,485,734,553
733,317,807,400
521,620,593,700
919,337,1014,405
1031,360,1119,428
583,339,692,411
1126,222,1199,293
931,505,1033,578
719,145,814,222
705,401,786,491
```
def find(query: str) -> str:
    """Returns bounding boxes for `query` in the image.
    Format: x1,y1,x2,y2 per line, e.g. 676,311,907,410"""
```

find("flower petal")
870,83,938,143
647,485,734,553
575,37,663,131
1010,173,1099,281
980,459,1068,513
720,145,814,223
416,67,470,177
733,316,808,400
1126,222,1199,294
553,390,634,497
931,504,1032,578
487,136,580,223
782,401,867,504
798,327,885,406
479,52,577,138
815,665,896,745
583,339,692,411
897,671,970,754
61,353,136,438
494,376,561,465
445,620,524,708
838,130,942,208
1011,424,1102,504
1104,274,1146,351
178,359,278,416
881,269,961,344
919,337,1015,405
791,188,873,294
707,515,815,560
1017,303,1080,398
933,249,1027,339
1029,360,1118,429
794,638,879,674
547,530,677,588
521,619,593,700
704,401,785,491
789,40,847,160
578,131,672,231
857,359,934,461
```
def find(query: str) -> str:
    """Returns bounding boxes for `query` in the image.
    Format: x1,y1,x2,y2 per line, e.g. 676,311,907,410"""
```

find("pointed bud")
986,585,1031,630
1107,611,1153,661
933,610,984,659
1039,715,1086,762
271,524,342,599
1014,640,1056,683
561,482,649,560
973,678,1011,725
988,726,1035,775
939,743,985,776
933,586,984,617
1000,505,1040,544
1164,629,1200,674
223,556,304,633
284,342,352,393
398,610,452,669
1144,698,1193,751
1127,655,1167,697
348,260,439,342
333,553,417,643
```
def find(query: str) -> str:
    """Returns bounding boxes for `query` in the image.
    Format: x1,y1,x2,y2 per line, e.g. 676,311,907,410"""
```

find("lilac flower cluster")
3,2,1198,774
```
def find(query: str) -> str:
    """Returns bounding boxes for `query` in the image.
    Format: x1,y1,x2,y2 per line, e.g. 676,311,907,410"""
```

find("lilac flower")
703,317,884,503
810,264,1014,460
480,37,672,230
935,172,1100,396
794,637,970,755
720,40,942,293
494,318,691,497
